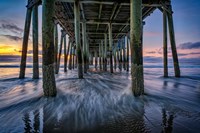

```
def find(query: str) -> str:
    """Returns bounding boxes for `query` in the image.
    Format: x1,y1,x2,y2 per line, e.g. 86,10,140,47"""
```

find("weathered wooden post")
99,44,102,70
95,50,97,68
32,4,39,79
163,10,168,77
72,46,76,69
101,40,104,70
68,42,73,70
91,53,94,65
64,35,67,72
65,38,71,72
42,0,56,96
74,0,83,78
86,40,90,69
74,49,78,68
56,30,64,74
104,33,107,71
167,5,180,77
126,36,129,72
108,23,113,73
19,3,32,79
113,44,117,70
82,21,87,73
54,23,58,73
140,21,145,66
116,47,119,69
123,38,126,70
119,42,122,71
130,0,144,96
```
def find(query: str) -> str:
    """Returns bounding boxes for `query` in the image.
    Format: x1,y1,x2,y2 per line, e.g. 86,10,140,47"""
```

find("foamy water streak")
0,66,200,133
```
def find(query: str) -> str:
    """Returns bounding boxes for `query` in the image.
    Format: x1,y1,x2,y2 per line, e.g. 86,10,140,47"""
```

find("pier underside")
20,0,180,96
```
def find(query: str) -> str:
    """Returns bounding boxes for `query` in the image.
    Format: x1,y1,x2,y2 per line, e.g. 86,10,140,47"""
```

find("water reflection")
23,113,32,133
161,109,174,133
22,104,147,133
23,110,41,133
33,110,40,133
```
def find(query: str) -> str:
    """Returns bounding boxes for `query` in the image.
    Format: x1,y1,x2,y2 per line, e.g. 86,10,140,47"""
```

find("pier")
19,0,180,97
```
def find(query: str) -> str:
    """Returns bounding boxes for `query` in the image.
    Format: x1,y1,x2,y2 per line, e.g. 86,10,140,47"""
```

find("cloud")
178,42,200,49
0,21,23,34
178,52,200,57
145,51,156,54
0,34,22,41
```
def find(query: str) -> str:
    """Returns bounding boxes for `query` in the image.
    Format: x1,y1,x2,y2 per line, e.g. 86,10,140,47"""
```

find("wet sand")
0,67,200,133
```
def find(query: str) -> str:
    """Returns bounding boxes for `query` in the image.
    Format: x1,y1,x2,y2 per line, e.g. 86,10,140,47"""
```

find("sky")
0,0,200,60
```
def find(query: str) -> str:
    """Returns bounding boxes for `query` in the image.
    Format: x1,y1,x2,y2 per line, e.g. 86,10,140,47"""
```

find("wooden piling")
86,40,90,69
101,40,104,71
42,0,57,96
19,6,32,79
116,47,119,69
54,24,58,73
123,38,126,70
113,45,117,70
82,21,87,73
99,44,102,70
32,5,39,79
74,0,83,78
64,35,67,72
163,10,168,77
72,46,76,69
68,43,72,70
104,34,107,71
167,6,180,77
56,30,64,74
119,42,122,71
65,39,71,71
108,23,113,73
130,0,144,96
126,36,129,72
95,50,97,68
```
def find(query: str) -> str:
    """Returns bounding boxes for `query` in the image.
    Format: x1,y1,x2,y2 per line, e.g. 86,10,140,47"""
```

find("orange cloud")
0,45,21,55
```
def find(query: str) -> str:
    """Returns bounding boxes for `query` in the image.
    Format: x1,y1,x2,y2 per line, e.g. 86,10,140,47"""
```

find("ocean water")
0,59,200,133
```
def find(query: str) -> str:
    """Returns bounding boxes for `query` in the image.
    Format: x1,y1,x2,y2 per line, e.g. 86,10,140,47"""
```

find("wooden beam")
57,0,162,7
96,4,102,32
66,19,130,25
87,32,127,35
27,0,41,9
